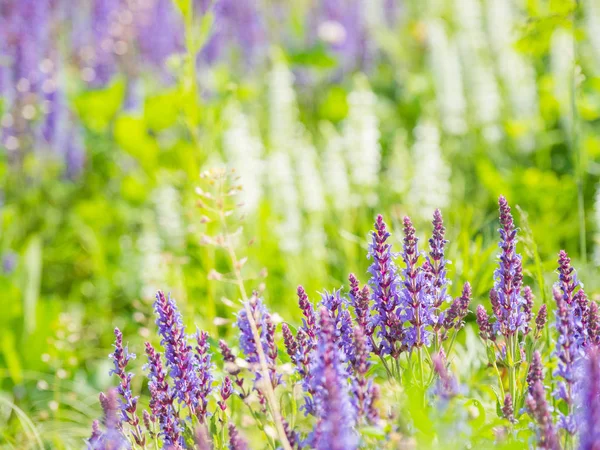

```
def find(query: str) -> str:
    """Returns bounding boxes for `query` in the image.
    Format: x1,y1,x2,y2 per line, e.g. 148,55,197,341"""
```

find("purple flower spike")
311,308,357,450
297,285,317,340
109,328,145,447
578,346,600,450
154,291,202,419
194,329,215,422
476,305,493,341
218,377,233,411
219,340,246,397
535,304,548,339
441,282,471,341
589,302,600,346
228,423,249,450
144,342,182,447
527,351,544,394
348,274,370,333
401,216,432,350
502,393,515,423
490,196,526,338
523,287,534,335
350,326,378,424
432,350,459,402
553,287,577,435
92,389,129,449
557,250,578,306
526,380,560,450
235,292,280,388
282,323,298,364
426,209,450,320
368,214,403,357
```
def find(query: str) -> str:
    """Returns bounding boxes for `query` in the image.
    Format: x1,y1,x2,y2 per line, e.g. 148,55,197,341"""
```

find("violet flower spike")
109,328,145,447
194,329,215,422
348,273,370,333
426,209,451,328
350,326,378,424
311,308,358,450
367,214,403,357
432,350,459,402
235,293,280,388
401,215,432,350
553,287,577,435
476,305,493,341
535,304,548,339
441,282,471,341
92,389,129,449
144,342,182,447
502,393,515,423
526,381,560,450
588,301,600,346
154,291,202,418
490,196,526,338
527,351,544,394
297,285,317,340
228,423,249,450
578,345,600,450
218,376,233,412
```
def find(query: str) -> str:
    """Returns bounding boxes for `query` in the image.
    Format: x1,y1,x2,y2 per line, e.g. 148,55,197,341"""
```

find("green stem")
418,347,425,389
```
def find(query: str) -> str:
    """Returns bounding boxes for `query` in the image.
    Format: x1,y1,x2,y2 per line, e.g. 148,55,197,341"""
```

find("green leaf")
73,79,125,132
144,89,180,132
113,115,159,172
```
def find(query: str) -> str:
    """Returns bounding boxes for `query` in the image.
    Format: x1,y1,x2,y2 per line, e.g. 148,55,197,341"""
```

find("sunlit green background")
1,0,599,447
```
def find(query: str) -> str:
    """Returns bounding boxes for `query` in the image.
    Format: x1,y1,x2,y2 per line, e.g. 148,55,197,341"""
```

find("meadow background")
0,0,599,447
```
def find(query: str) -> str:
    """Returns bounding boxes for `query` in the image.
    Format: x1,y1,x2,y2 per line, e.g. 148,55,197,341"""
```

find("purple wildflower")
578,346,600,450
553,287,578,435
523,286,534,335
282,323,298,365
194,425,212,450
432,350,459,402
109,328,145,446
490,196,526,337
218,376,233,411
526,380,560,450
401,216,433,350
193,329,214,422
368,214,403,357
535,304,548,339
350,326,378,424
311,308,357,450
476,305,493,341
348,273,370,333
589,302,600,347
527,351,544,394
154,291,202,419
426,210,450,327
219,339,246,397
91,389,129,450
297,285,317,340
235,292,280,387
228,423,249,450
441,282,471,341
502,393,515,423
144,342,182,447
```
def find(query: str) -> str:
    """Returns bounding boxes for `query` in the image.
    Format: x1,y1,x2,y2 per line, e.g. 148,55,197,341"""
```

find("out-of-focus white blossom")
427,19,467,135
153,185,184,250
223,102,264,214
551,29,576,135
138,222,165,300
343,77,381,200
409,120,451,221
321,122,351,209
486,0,538,151
268,151,302,254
